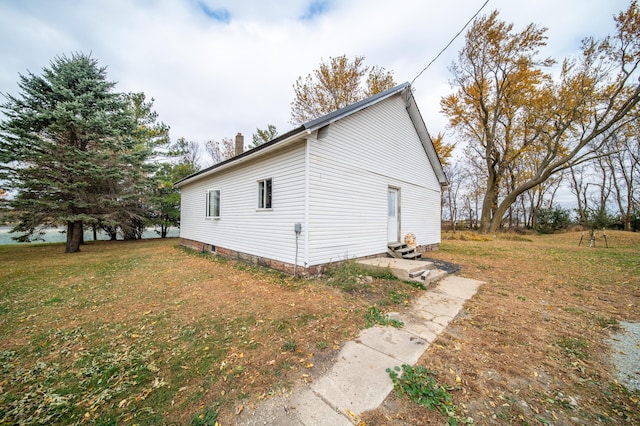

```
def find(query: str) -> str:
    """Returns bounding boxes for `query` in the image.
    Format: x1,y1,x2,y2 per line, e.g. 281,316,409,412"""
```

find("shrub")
536,206,572,234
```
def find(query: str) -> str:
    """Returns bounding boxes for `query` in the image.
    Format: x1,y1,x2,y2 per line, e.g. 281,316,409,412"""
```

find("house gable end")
175,82,449,188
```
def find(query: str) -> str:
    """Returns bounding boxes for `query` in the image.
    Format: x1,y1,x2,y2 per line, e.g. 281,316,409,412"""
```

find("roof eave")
403,89,448,187
174,126,306,187
302,82,411,134
174,82,447,188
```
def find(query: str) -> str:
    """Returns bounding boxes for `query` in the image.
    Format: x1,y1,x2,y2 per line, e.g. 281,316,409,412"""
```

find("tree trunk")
479,180,498,233
487,190,523,234
103,226,118,240
65,221,83,253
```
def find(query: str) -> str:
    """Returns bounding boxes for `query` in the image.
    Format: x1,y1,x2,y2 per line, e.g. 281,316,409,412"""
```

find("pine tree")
0,53,145,252
148,161,198,238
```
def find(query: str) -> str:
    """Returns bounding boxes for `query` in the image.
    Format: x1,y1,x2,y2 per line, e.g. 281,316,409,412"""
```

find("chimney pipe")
235,132,244,156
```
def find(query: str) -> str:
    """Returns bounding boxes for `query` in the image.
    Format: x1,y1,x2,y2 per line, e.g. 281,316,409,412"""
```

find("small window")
258,178,272,209
206,189,220,218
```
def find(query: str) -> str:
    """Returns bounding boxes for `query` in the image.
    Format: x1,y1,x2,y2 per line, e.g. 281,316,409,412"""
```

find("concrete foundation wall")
180,237,405,277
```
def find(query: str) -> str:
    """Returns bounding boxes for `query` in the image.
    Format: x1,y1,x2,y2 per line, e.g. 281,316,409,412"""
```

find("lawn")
2,232,638,425
363,230,640,425
0,238,420,425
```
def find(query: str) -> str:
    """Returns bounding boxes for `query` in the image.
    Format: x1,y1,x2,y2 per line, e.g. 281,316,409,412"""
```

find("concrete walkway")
236,275,484,425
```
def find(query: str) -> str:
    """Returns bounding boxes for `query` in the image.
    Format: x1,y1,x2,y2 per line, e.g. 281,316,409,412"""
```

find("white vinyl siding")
179,91,442,269
180,143,306,265
306,94,441,266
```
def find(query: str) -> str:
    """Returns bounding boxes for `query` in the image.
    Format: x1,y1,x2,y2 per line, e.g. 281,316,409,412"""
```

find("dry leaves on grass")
362,231,640,425
0,239,419,425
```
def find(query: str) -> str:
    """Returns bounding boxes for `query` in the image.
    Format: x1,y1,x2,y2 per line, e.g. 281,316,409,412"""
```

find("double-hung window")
206,189,220,218
258,178,272,209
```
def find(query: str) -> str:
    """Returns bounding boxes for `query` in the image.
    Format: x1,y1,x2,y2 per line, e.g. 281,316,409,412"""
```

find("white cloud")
0,0,631,146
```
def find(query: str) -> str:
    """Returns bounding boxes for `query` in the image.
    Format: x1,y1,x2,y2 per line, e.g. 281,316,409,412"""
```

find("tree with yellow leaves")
290,55,395,125
442,2,640,233
430,132,455,166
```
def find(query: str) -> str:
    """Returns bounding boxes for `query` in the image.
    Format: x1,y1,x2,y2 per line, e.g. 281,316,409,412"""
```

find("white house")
175,82,448,275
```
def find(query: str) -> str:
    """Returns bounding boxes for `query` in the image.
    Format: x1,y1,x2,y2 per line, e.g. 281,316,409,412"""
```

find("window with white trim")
206,189,220,218
258,178,272,209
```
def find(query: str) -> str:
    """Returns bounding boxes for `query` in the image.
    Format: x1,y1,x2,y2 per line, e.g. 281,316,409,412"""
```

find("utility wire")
411,0,490,86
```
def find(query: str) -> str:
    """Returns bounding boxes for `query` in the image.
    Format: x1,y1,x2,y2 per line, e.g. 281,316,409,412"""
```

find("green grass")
556,336,590,360
364,306,404,328
325,260,396,292
386,364,460,425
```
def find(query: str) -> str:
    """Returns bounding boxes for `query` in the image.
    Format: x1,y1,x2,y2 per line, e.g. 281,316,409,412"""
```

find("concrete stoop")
236,276,484,425
356,257,447,285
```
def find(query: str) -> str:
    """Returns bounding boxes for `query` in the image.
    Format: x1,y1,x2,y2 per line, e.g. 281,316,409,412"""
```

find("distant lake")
0,226,180,245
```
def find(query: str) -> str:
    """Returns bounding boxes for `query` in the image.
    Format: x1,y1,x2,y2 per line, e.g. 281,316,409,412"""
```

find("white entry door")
387,188,400,243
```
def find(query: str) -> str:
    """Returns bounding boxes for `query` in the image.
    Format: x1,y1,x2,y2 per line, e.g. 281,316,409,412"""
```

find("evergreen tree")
148,162,197,237
0,53,149,252
147,137,200,238
250,124,278,149
110,92,170,240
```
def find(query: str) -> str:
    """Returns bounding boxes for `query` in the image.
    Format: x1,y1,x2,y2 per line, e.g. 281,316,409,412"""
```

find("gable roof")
175,82,447,187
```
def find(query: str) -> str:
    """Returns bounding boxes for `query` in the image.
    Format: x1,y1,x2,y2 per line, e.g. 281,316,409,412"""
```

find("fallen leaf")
346,409,361,423
235,404,244,415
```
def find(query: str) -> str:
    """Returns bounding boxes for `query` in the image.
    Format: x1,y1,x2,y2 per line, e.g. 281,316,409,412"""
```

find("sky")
0,0,632,151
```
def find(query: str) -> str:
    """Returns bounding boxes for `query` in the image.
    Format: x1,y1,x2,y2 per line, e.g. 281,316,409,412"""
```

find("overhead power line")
411,0,490,86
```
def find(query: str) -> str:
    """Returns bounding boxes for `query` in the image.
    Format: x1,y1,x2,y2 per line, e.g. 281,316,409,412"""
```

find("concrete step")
395,246,416,254
403,252,422,260
408,269,426,278
358,258,432,281
421,268,448,284
387,249,403,259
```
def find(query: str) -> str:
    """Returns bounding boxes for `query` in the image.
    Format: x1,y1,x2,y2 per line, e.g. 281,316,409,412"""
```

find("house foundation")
417,243,440,253
179,238,441,277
